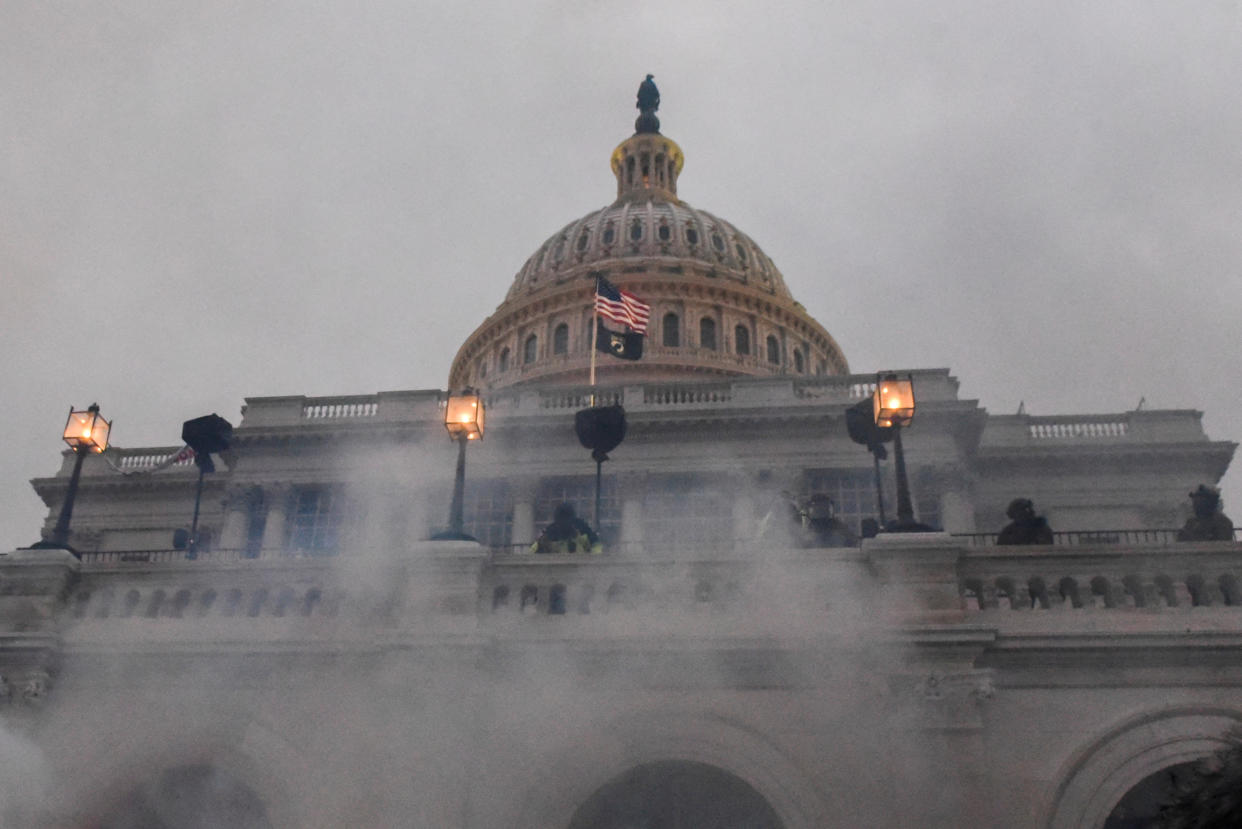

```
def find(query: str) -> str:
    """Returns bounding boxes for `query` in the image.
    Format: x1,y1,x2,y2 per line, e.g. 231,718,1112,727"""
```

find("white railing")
643,383,732,405
1028,420,1128,439
302,398,380,419
115,450,194,470
538,389,623,409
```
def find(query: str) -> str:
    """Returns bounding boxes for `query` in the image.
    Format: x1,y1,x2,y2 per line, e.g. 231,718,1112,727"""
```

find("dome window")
523,334,538,364
630,219,643,241
794,349,805,373
711,233,725,252
766,335,780,365
553,323,569,356
685,226,699,245
603,224,615,245
577,232,589,252
658,223,671,241
663,313,681,347
735,244,748,263
499,347,510,373
699,318,717,351
735,325,750,356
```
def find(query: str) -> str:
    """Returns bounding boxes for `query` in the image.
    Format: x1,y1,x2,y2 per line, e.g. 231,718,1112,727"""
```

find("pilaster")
0,548,80,718
259,483,292,556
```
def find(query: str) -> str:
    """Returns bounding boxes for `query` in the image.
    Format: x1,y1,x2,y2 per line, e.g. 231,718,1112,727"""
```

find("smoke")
10,409,960,828
0,720,51,827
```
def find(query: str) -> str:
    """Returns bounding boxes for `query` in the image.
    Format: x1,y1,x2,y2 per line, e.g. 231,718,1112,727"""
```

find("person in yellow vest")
531,503,603,554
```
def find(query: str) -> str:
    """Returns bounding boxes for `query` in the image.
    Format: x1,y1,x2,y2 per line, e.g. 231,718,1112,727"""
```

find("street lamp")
32,403,111,553
438,388,485,540
873,374,929,532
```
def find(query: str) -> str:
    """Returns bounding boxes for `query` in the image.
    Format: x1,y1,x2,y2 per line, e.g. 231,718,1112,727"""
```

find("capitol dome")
448,86,849,392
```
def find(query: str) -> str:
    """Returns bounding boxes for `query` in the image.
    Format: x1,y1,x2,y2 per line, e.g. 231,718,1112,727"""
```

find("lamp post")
439,388,485,540
873,373,929,532
32,403,111,553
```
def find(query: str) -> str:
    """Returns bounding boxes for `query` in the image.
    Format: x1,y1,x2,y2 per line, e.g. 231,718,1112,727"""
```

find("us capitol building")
2,84,1239,829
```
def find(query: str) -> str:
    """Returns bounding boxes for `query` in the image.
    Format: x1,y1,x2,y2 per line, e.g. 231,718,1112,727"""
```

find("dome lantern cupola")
611,74,684,203
611,133,684,204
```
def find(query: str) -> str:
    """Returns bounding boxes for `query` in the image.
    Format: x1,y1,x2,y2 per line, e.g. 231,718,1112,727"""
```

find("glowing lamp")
873,374,915,428
444,389,485,441
62,403,111,453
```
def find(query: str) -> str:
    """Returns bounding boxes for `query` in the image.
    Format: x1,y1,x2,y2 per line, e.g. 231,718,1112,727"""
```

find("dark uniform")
997,498,1054,545
532,503,602,554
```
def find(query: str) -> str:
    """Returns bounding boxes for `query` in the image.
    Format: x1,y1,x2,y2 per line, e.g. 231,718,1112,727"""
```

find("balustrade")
302,397,379,419
959,542,1242,612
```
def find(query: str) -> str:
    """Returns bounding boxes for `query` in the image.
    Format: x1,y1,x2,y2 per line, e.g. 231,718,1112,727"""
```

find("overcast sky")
1,2,1239,550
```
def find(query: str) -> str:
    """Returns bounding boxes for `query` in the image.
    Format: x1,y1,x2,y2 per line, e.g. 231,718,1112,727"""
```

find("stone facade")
4,103,1241,828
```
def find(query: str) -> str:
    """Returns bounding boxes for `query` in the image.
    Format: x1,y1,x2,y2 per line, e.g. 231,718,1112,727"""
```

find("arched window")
766,335,780,365
553,323,569,356
662,313,680,347
793,349,804,373
699,317,717,350
735,325,750,356
523,334,538,364
499,347,510,373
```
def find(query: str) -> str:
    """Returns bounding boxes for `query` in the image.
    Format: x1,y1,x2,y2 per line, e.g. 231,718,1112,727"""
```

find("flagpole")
589,277,600,406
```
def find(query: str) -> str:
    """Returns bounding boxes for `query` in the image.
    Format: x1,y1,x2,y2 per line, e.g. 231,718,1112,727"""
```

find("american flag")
594,277,651,334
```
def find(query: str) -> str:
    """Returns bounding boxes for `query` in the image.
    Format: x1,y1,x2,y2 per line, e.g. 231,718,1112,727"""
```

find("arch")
553,322,570,356
567,760,783,829
699,317,717,350
766,334,780,365
95,763,274,829
499,346,511,373
523,334,538,364
72,735,301,829
663,312,681,347
509,712,829,829
793,348,804,373
1045,708,1242,829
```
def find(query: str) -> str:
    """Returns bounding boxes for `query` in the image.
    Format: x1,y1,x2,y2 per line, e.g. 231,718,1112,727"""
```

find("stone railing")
78,547,285,566
483,545,865,621
67,579,341,622
1028,419,1128,439
302,396,379,419
958,540,1242,611
112,448,196,470
981,409,1215,448
952,529,1242,547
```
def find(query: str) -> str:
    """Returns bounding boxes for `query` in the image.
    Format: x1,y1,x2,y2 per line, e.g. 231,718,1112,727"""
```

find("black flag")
596,320,643,361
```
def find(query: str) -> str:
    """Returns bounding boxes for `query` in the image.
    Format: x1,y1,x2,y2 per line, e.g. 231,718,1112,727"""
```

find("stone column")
260,483,292,556
618,472,646,550
730,471,756,542
218,486,251,552
406,489,431,542
938,489,976,534
510,476,539,549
